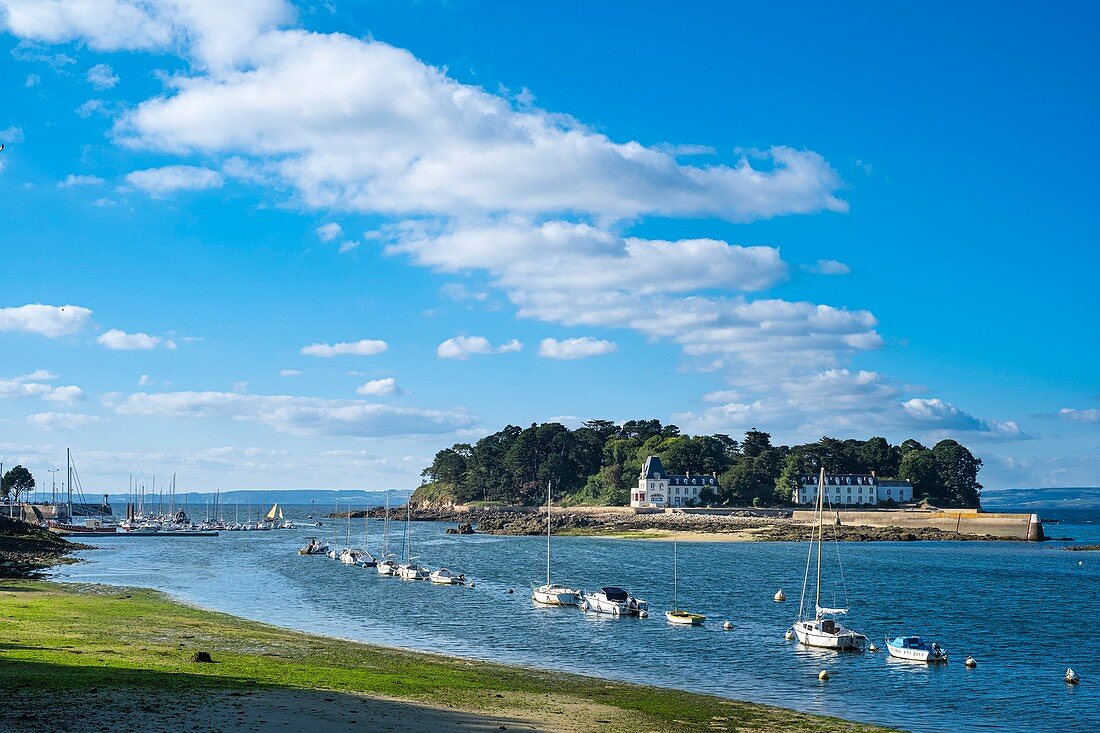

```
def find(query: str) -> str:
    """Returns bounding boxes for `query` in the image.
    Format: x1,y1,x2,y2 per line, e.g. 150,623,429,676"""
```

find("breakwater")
791,508,1044,541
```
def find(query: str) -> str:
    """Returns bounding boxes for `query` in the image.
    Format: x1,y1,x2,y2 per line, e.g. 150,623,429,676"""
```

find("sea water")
52,507,1100,733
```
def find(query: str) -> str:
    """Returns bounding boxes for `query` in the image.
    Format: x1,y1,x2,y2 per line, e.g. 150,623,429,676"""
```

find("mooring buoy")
774,589,786,602
1066,667,1080,684
868,642,879,652
965,656,977,668
722,620,733,630
784,628,795,641
639,610,649,619
818,670,829,681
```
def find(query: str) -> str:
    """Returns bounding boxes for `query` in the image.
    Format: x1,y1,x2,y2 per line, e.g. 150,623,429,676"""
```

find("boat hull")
665,610,705,625
376,561,398,576
794,621,866,650
533,586,578,606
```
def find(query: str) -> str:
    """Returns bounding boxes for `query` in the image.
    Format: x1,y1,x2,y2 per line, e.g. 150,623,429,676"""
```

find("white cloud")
43,385,85,403
315,222,342,241
58,173,105,187
1058,408,1100,423
97,328,177,350
138,374,153,386
25,73,41,87
437,336,522,360
440,283,489,302
538,337,617,360
1,371,83,403
86,62,119,89
337,240,360,254
278,369,301,377
0,303,92,337
107,389,473,437
300,339,388,357
75,98,109,118
27,412,104,430
900,398,1028,439
356,377,401,396
806,258,851,275
124,165,223,196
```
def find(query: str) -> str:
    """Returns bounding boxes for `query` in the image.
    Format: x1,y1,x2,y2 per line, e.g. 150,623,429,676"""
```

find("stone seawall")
790,509,1044,541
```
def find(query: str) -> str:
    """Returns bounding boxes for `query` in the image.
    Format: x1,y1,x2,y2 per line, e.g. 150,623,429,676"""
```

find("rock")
190,651,213,663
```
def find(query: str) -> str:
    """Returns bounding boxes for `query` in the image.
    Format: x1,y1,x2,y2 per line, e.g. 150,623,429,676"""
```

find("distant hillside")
104,488,412,507
982,487,1100,510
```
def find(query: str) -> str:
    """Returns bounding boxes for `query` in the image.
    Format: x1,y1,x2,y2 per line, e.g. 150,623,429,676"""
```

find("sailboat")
356,511,377,568
665,538,705,625
261,502,282,529
792,468,867,650
339,503,361,565
376,492,399,576
397,497,430,580
532,481,579,606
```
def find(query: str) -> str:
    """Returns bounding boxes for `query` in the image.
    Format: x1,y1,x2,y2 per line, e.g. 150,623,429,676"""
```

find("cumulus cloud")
315,222,342,241
27,412,104,430
85,62,119,89
279,368,301,377
97,328,177,350
538,337,617,360
1058,408,1100,423
58,173,105,187
1,371,83,402
356,377,401,396
805,258,851,275
0,303,92,337
900,398,1028,439
300,339,388,357
106,389,473,437
125,165,223,196
437,336,522,360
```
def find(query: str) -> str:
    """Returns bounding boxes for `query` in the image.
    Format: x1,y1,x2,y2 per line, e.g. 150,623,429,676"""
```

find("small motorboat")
339,548,361,565
886,636,948,663
297,537,330,556
376,558,399,576
397,562,431,580
533,583,579,606
429,568,466,585
665,609,705,625
580,587,648,617
326,548,340,560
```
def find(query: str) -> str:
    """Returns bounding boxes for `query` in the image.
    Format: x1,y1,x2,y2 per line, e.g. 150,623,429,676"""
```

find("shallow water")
53,508,1100,732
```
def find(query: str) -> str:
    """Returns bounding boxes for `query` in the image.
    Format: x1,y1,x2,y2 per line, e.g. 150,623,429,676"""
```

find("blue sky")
1,0,1097,492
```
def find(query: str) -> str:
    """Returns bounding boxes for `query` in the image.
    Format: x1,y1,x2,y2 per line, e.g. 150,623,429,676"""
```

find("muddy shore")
0,516,91,578
333,505,1012,542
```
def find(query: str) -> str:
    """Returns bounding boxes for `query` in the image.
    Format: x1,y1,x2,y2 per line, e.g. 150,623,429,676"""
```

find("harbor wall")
790,508,1044,541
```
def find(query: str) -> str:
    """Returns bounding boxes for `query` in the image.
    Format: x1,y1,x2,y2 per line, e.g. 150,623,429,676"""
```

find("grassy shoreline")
0,580,894,732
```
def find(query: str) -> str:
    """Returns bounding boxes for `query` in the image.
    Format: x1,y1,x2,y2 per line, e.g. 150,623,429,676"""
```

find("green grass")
0,581,893,732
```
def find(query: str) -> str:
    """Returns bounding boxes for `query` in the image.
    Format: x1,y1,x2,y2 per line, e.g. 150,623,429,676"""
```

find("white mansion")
630,455,718,508
794,473,913,506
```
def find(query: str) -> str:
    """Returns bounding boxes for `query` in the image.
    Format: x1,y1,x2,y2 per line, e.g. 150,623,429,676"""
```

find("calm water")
53,507,1100,733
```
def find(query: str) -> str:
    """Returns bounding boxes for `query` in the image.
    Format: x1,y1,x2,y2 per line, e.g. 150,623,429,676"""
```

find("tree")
932,439,983,508
741,429,772,458
899,450,938,502
899,439,926,456
858,436,900,476
1,465,35,505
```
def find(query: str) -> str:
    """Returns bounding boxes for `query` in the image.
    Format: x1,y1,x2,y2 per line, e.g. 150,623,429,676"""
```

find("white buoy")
784,628,795,641
639,610,649,619
818,669,829,681
722,620,733,630
1065,667,1080,684
774,589,786,602
965,656,977,668
468,582,475,588
868,642,879,652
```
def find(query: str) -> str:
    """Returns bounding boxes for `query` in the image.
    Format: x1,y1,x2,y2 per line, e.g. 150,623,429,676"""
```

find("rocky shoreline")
332,505,1012,542
0,516,91,578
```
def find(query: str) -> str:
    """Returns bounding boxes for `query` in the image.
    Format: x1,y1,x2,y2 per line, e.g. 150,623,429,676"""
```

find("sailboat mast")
546,480,552,586
382,492,389,557
673,538,679,607
815,467,825,614
346,500,351,548
66,448,72,520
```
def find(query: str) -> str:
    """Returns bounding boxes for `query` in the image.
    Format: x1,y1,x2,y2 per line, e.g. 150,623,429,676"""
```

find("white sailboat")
665,538,704,625
792,468,867,651
533,481,579,606
357,511,377,568
376,492,399,576
397,497,430,580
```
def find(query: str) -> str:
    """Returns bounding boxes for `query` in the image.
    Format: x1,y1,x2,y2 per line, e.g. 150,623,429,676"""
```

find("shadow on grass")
0,657,541,733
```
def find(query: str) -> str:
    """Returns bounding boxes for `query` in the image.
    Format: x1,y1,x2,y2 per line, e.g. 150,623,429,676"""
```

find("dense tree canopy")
418,422,983,508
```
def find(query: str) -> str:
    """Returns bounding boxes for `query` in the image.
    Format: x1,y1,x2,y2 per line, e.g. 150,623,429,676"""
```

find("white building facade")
630,455,719,508
793,473,913,506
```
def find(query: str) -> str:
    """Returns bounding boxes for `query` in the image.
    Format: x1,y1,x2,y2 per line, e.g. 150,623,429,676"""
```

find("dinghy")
886,636,948,663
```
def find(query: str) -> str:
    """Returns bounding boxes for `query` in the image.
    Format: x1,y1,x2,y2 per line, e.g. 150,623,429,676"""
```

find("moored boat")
665,538,705,626
532,480,579,607
581,587,648,616
886,636,948,663
397,562,430,580
429,568,466,585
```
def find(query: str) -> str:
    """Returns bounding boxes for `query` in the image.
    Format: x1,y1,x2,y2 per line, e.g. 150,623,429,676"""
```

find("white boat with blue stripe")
886,636,948,663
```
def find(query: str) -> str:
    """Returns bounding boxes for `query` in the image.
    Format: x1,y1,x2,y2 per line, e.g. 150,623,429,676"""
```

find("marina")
50,504,1100,733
